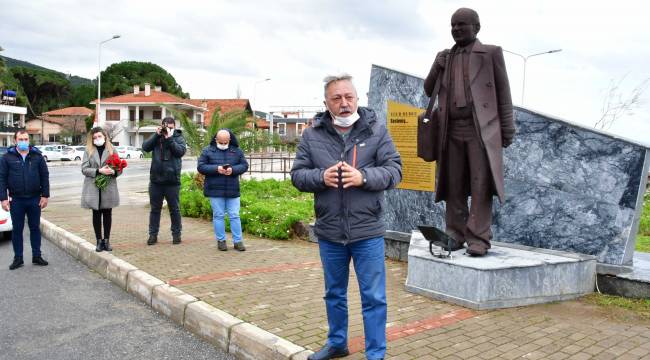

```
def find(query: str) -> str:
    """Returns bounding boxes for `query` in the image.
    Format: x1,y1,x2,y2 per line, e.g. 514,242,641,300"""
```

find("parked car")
61,146,86,161
38,146,64,162
0,205,12,241
115,146,143,159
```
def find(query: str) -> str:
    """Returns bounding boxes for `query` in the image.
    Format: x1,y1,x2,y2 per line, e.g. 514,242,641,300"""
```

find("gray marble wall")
368,64,650,266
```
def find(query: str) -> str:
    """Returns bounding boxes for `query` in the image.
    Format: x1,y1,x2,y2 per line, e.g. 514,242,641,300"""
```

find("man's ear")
474,23,481,35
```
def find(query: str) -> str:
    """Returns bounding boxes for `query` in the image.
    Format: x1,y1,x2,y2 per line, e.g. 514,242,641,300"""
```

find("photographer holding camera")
142,116,187,245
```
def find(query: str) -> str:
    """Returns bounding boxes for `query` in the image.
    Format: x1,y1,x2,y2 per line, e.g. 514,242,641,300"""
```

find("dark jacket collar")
209,128,240,150
8,146,42,156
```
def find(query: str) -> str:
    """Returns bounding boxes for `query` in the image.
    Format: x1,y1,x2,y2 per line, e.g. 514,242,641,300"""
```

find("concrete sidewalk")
42,203,650,360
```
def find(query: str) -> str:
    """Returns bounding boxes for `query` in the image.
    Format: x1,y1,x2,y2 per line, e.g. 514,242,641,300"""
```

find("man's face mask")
217,143,229,150
17,140,29,151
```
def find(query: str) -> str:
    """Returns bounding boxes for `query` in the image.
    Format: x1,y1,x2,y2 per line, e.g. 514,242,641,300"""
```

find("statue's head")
451,8,480,46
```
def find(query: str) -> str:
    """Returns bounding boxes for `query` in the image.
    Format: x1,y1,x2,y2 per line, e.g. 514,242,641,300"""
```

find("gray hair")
323,73,354,97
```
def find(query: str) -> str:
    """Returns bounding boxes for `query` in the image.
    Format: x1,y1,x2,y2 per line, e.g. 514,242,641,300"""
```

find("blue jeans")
209,197,242,243
318,237,387,360
10,196,42,258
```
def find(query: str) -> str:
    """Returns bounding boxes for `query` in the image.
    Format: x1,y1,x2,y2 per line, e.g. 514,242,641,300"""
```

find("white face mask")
93,138,105,147
331,111,360,128
217,144,229,150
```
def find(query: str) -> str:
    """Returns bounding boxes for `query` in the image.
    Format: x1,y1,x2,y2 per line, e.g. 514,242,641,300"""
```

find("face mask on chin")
328,107,360,128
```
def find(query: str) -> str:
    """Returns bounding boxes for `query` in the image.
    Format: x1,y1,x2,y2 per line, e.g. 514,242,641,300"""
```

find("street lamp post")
503,49,562,105
97,35,121,127
252,78,271,119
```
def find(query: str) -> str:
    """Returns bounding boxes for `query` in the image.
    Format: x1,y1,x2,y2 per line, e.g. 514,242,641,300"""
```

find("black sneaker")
234,242,246,251
32,256,49,266
217,241,227,251
172,235,181,245
9,257,24,270
147,235,158,245
307,345,349,360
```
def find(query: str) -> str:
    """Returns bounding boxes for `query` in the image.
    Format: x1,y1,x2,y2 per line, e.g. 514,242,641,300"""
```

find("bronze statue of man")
423,8,515,256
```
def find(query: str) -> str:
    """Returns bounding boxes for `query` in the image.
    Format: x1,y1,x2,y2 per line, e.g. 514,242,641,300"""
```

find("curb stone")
229,322,306,360
126,270,166,306
40,217,311,360
152,284,199,326
184,301,244,351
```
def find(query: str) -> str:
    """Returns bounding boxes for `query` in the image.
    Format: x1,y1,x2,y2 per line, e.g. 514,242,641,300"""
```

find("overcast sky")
1,0,649,145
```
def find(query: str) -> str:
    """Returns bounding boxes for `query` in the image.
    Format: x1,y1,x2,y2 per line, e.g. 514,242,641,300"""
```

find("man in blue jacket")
0,130,50,270
291,74,402,360
197,129,249,251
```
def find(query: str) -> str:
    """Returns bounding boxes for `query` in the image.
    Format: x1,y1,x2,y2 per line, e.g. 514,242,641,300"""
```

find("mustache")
339,106,352,113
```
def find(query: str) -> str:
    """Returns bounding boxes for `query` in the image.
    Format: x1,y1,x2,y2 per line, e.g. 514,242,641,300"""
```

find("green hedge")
638,191,650,252
180,173,313,240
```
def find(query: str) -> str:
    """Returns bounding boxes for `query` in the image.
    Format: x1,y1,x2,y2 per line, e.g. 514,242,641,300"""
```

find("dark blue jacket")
197,130,249,198
291,107,402,244
0,146,50,200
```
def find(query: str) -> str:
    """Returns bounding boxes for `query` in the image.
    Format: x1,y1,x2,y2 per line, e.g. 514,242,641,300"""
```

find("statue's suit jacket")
424,39,515,203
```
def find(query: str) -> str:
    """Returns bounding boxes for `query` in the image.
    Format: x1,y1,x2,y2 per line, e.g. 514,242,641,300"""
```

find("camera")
160,125,168,136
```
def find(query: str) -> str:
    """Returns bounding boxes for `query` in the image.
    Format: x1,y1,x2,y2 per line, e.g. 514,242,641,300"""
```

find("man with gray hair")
292,74,402,360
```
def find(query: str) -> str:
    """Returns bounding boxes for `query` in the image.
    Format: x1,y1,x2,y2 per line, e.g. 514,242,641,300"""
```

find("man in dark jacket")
291,74,402,360
142,117,186,245
197,129,249,251
0,130,50,270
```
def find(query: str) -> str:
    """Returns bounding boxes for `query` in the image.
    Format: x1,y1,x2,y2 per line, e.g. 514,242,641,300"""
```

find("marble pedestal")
405,231,597,309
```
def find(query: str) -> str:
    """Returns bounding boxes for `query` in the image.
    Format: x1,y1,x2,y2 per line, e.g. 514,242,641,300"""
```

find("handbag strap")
424,71,443,120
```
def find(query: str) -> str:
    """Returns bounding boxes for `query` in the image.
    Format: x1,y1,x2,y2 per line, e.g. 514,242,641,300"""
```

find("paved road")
48,159,198,206
0,183,233,360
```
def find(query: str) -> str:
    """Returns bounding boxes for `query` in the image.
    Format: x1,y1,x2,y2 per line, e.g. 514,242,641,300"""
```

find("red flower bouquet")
95,153,128,190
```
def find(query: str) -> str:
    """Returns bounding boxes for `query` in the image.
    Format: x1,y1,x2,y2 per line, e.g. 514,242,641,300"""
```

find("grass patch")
179,173,313,240
583,293,650,320
637,191,650,253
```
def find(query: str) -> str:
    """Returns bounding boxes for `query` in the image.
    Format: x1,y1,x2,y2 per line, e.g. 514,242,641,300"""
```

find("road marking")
348,308,478,354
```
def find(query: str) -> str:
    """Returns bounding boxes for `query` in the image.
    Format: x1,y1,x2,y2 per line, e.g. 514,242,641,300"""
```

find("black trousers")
148,183,182,236
92,208,112,240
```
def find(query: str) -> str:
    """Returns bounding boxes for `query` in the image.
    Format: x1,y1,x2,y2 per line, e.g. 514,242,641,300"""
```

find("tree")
100,61,188,98
175,107,251,156
594,76,650,130
68,84,96,108
103,121,124,143
10,66,71,117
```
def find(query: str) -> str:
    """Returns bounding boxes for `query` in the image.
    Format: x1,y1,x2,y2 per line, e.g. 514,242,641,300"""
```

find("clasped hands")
217,166,233,176
323,161,363,189
98,165,115,176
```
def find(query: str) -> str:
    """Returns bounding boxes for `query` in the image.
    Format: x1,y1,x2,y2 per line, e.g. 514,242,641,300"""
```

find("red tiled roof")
43,106,93,116
26,116,86,132
186,99,252,125
91,90,201,108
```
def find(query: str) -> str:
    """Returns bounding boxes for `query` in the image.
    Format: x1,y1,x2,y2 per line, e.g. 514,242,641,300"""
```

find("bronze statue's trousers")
445,118,493,249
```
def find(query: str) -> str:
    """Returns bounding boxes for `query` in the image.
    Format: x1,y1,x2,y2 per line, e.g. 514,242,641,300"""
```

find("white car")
61,146,86,161
115,146,143,159
39,146,64,162
0,206,12,241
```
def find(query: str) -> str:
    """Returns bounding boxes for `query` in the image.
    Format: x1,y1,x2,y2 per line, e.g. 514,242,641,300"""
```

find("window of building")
48,134,59,143
297,123,306,136
106,110,120,121
278,123,287,136
153,110,162,120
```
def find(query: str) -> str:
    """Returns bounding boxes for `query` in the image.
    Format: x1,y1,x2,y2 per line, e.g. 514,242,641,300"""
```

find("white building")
0,104,27,147
90,83,206,146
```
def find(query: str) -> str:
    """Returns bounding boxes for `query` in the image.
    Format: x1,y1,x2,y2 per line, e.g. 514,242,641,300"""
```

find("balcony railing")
0,124,25,133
